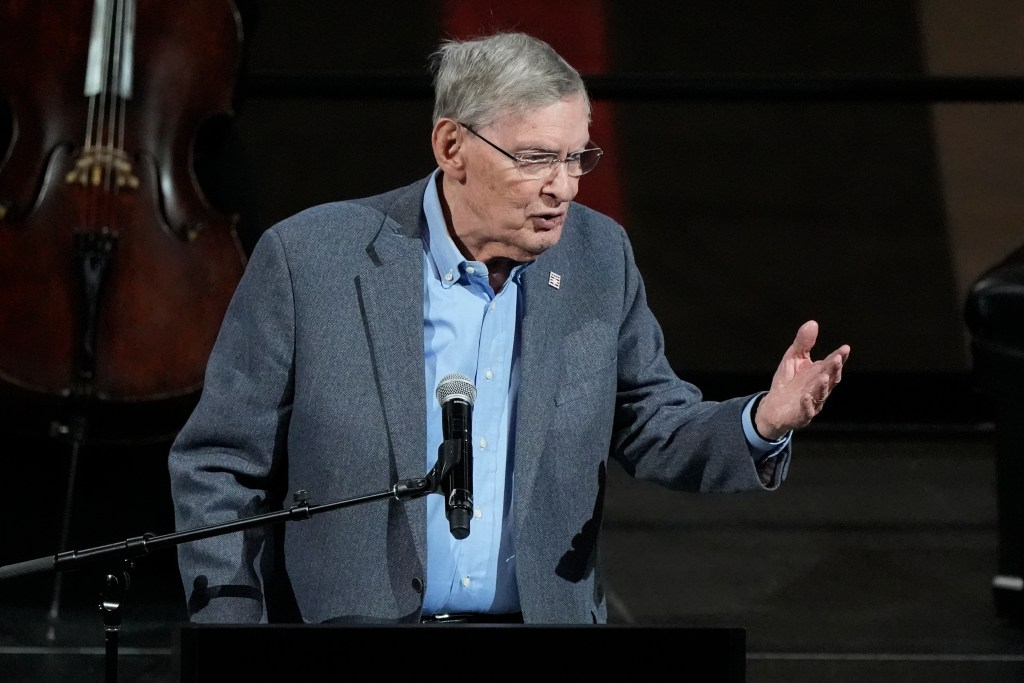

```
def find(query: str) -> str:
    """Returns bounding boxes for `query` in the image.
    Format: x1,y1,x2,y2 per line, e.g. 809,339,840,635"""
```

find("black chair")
965,243,1024,625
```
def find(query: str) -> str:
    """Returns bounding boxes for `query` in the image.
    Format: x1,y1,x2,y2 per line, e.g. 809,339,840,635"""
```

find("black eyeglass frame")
460,123,603,178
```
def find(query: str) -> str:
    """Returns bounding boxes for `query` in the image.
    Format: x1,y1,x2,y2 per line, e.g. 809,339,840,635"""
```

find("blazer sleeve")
168,228,296,623
608,228,790,492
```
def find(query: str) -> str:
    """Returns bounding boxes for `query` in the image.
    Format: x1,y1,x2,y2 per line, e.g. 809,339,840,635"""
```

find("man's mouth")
531,213,565,230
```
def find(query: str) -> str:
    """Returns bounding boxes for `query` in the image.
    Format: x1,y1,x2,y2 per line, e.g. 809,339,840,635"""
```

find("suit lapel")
357,184,429,566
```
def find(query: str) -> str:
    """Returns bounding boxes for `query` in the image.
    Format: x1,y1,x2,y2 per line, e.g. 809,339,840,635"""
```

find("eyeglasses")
461,124,603,179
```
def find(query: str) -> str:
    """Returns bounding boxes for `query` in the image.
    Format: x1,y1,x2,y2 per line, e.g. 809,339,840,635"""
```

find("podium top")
177,624,746,682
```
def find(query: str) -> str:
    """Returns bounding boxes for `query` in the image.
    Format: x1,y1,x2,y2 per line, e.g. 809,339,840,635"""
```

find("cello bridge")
65,147,140,190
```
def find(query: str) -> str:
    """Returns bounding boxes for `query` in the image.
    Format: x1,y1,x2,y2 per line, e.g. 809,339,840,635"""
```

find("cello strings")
99,0,125,227
85,0,114,231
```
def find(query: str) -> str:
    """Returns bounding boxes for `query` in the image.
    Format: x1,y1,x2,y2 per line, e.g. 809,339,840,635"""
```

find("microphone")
435,372,476,540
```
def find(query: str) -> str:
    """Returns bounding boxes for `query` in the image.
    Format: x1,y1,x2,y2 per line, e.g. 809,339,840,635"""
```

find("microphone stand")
0,449,460,683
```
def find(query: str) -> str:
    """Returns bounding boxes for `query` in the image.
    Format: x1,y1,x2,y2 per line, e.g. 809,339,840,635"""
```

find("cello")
0,0,249,637
0,0,248,442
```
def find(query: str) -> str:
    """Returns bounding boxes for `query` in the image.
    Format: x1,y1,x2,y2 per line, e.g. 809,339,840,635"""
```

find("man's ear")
431,119,466,180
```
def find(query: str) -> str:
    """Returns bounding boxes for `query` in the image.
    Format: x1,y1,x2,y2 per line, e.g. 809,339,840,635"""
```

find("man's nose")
544,163,577,202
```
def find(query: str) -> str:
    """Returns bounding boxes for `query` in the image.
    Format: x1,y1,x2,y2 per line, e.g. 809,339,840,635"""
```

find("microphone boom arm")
0,476,437,582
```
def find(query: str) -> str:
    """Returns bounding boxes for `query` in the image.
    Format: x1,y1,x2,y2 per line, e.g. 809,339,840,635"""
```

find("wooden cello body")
0,0,248,443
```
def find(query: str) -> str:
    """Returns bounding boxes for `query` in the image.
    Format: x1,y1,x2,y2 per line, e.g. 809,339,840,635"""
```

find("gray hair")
429,32,591,127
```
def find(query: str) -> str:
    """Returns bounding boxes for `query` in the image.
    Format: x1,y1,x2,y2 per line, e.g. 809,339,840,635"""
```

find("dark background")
1,1,1022,679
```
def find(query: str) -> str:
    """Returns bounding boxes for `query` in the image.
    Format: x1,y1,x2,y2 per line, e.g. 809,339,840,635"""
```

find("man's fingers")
829,345,850,386
834,344,852,364
789,319,819,357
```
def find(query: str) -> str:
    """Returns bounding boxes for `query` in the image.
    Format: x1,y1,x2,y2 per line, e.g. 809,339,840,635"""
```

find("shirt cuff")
742,392,792,458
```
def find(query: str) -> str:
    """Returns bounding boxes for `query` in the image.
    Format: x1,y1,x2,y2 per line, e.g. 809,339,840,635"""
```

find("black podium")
176,624,746,681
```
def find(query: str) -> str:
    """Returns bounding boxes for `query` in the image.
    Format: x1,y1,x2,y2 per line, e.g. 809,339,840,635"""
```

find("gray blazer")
168,174,789,625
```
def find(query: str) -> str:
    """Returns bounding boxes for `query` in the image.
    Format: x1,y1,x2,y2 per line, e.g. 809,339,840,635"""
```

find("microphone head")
436,372,476,407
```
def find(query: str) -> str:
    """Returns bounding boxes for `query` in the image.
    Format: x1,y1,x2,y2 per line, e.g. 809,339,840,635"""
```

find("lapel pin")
548,271,561,289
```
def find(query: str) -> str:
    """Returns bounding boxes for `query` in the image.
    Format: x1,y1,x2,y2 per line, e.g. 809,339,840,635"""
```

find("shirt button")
489,302,496,311
444,272,453,282
462,576,471,588
479,438,487,448
466,266,475,274
474,508,482,519
484,369,493,380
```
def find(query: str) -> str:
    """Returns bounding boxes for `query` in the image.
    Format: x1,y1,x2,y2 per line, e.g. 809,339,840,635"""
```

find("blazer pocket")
555,320,617,406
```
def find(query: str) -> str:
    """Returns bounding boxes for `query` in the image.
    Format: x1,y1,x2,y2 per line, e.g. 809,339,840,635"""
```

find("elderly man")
169,31,849,625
